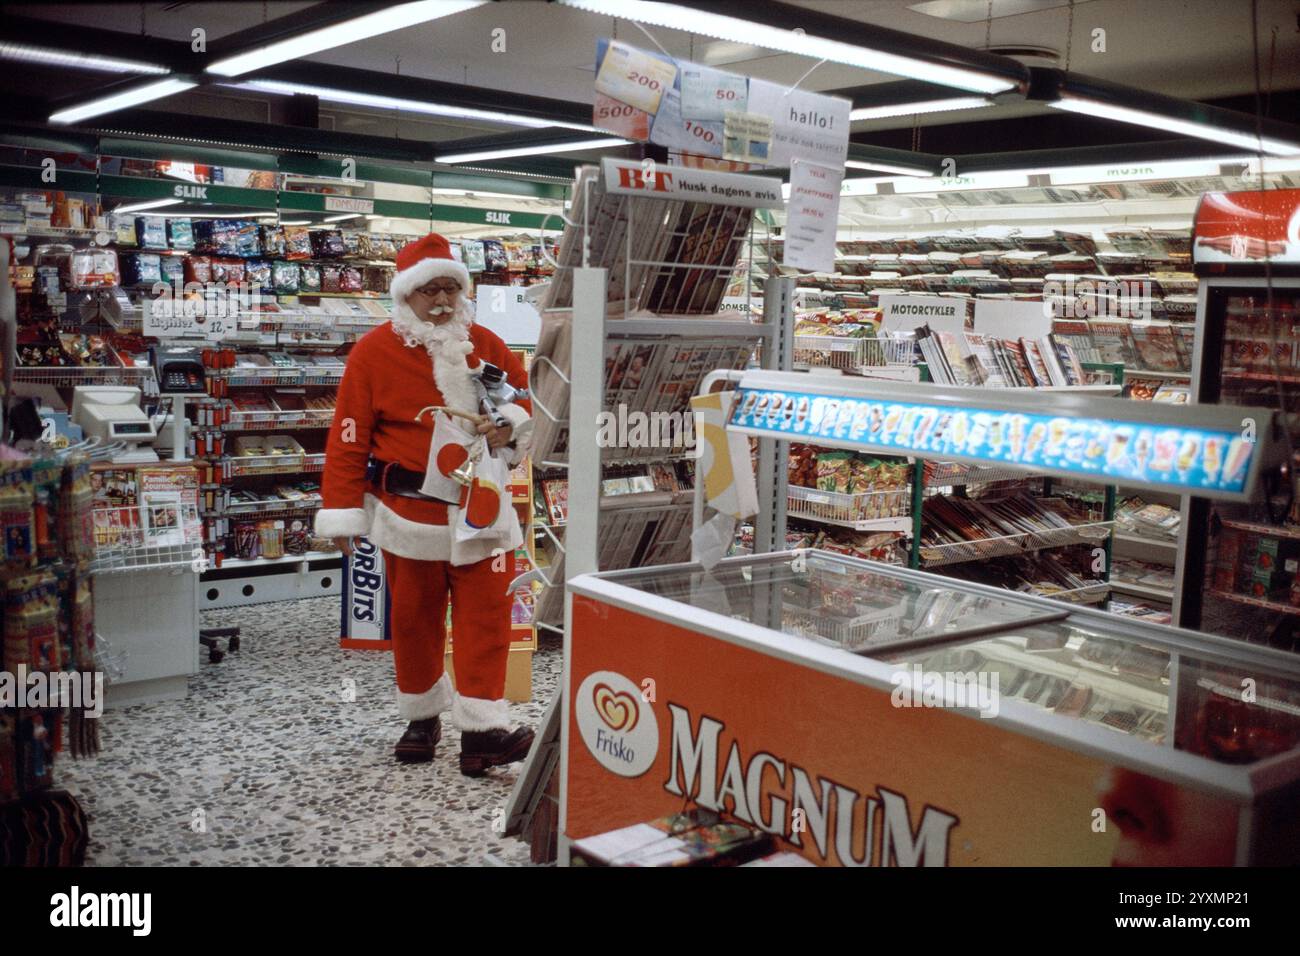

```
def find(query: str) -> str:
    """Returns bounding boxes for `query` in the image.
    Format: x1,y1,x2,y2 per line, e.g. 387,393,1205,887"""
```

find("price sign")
593,90,651,140
594,39,677,115
144,297,234,341
681,66,748,121
649,87,723,158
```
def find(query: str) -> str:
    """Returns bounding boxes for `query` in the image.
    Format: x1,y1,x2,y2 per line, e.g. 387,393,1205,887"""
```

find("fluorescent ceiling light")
1049,95,1300,157
323,213,363,222
111,198,183,215
0,41,169,75
275,220,312,226
233,79,596,132
137,209,275,218
206,0,486,76
49,77,197,125
431,187,538,200
850,97,990,121
845,159,934,176
437,137,630,164
556,0,1018,94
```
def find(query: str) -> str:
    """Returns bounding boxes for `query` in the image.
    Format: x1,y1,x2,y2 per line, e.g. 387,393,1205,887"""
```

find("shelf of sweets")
922,460,1048,488
786,485,909,531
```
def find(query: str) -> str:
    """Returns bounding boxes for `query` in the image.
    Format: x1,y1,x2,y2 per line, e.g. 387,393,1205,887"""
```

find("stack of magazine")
914,324,1088,387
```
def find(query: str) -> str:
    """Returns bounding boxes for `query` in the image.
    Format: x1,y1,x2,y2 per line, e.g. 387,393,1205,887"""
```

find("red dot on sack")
436,443,469,476
464,479,501,529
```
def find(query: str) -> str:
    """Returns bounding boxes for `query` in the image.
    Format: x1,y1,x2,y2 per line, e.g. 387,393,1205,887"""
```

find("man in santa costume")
316,233,534,775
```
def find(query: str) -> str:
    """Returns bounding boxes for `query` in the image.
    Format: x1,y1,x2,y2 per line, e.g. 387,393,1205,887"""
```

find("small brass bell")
449,455,476,487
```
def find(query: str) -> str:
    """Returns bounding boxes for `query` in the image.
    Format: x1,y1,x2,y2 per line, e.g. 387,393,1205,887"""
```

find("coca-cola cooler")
1177,188,1300,651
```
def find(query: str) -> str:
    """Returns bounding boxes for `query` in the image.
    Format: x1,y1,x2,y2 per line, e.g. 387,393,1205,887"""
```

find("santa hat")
389,233,471,306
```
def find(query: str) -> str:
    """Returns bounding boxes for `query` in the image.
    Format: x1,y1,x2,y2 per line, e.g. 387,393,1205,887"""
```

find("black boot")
394,716,442,764
459,727,535,777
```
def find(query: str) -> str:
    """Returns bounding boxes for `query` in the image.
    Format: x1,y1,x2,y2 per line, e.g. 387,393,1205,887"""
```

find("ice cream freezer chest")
562,550,1300,866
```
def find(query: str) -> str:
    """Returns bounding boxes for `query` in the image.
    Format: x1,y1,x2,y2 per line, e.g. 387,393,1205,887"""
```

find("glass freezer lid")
877,622,1300,765
612,550,1064,651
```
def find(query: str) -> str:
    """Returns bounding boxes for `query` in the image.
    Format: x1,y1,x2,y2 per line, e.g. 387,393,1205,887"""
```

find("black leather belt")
366,458,457,503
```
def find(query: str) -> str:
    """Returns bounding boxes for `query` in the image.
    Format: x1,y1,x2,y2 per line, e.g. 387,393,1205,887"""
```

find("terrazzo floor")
59,596,560,866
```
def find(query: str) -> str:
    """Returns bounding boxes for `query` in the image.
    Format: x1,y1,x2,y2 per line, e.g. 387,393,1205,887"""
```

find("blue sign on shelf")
730,387,1254,495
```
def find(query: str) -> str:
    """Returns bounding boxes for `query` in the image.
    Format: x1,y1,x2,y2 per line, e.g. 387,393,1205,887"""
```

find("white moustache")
429,304,455,315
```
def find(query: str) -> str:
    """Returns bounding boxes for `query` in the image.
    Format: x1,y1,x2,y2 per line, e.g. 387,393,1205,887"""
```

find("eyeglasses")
412,282,462,296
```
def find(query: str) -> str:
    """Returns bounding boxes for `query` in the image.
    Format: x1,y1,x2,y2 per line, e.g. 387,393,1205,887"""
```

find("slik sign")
485,211,511,225
173,184,207,199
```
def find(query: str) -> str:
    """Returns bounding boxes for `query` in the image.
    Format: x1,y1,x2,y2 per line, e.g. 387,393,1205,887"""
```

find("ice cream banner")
728,387,1255,495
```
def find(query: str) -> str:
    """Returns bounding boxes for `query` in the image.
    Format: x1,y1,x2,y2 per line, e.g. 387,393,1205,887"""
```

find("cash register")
71,386,159,462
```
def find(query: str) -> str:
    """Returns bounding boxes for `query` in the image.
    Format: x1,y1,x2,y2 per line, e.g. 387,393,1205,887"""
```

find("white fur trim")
390,257,470,306
397,673,454,721
314,507,371,539
366,495,453,561
389,298,480,417
496,402,533,467
364,495,522,566
453,696,511,732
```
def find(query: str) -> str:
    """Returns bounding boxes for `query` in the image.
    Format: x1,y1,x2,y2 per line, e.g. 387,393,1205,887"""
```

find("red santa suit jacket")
315,316,532,565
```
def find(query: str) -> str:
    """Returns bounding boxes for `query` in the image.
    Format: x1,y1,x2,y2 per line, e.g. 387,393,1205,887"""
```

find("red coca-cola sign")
1193,188,1300,274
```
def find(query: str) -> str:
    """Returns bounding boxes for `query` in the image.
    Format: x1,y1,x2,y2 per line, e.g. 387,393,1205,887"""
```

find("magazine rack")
504,160,795,860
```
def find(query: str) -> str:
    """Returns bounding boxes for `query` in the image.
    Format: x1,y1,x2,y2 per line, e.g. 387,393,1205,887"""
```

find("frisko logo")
593,684,639,732
615,165,674,193
349,538,383,624
576,671,658,777
663,704,959,866
485,211,511,225
172,183,207,199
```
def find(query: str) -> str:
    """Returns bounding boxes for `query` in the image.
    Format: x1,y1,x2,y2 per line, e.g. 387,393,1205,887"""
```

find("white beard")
389,295,480,416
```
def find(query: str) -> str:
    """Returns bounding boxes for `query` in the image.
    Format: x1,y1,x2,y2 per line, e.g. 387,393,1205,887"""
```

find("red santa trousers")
382,546,517,705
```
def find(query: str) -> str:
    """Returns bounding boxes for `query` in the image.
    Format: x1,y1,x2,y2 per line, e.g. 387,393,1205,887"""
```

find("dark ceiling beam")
246,61,593,128
201,1,398,69
69,108,440,164
0,15,194,72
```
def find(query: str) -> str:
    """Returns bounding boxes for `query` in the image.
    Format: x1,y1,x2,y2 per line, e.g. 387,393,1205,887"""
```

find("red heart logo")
593,683,639,733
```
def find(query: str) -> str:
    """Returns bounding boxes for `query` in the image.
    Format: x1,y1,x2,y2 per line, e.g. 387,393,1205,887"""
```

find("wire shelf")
920,520,1114,567
1036,582,1111,605
221,368,303,386
223,498,322,518
781,602,907,651
923,461,1044,488
13,365,156,387
91,504,204,575
793,333,915,371
226,408,334,431
229,452,305,476
788,484,909,528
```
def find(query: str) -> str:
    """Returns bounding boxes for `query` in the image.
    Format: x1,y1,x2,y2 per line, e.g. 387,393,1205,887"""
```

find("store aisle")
60,597,558,866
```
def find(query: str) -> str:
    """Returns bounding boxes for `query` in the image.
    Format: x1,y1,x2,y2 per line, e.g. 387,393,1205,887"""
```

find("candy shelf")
229,452,305,477
222,498,322,518
919,520,1114,568
226,408,334,431
787,484,910,531
923,461,1048,488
